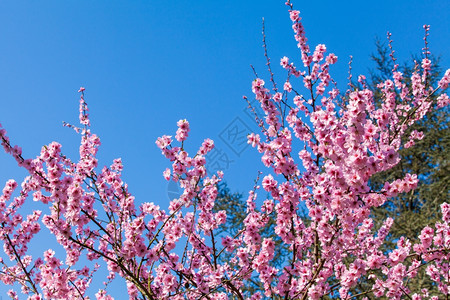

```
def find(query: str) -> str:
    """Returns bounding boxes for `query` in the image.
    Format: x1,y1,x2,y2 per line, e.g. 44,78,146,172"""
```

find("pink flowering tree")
0,1,450,299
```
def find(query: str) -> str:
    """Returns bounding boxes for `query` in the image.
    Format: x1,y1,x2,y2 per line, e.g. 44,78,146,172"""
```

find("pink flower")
289,10,300,22
163,168,171,180
280,56,290,68
438,69,450,89
175,119,190,142
283,81,292,92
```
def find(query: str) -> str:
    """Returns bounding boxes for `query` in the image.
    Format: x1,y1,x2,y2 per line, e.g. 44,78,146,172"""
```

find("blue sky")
0,0,449,298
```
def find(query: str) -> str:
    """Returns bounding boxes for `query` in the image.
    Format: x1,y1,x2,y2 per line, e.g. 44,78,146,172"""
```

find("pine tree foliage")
213,183,290,295
364,40,449,296
369,40,449,244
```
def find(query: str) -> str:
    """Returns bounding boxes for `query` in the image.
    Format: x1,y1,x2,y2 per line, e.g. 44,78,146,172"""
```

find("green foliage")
213,183,290,296
369,39,449,243
368,39,449,296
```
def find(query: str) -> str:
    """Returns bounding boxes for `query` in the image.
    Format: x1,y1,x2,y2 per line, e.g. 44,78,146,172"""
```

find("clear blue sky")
0,1,448,298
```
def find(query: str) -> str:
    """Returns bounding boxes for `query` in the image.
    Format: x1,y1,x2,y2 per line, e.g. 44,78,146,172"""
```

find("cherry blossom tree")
0,1,449,299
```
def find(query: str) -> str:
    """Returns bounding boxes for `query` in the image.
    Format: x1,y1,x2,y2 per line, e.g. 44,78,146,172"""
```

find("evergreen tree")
368,40,449,295
369,40,449,241
213,183,290,295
